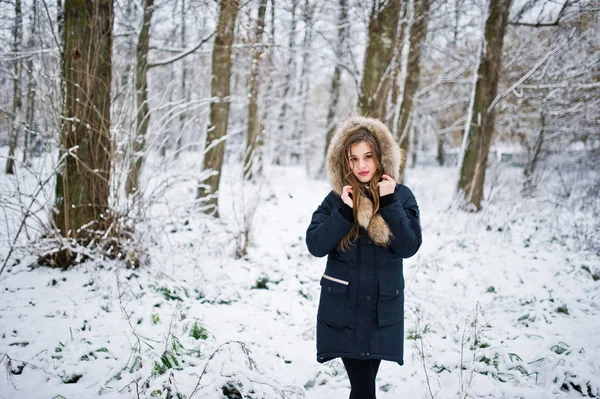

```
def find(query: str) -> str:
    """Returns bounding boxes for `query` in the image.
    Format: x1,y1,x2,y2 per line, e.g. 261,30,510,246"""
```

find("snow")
1,151,599,398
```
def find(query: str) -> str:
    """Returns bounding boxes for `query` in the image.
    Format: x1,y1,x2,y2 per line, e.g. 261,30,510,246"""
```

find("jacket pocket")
377,276,404,327
317,274,351,328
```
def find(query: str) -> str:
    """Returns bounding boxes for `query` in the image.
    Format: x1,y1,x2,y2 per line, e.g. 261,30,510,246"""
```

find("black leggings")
342,358,382,399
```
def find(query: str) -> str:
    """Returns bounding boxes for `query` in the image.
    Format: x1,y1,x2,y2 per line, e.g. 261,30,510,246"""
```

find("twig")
0,151,70,277
415,318,436,398
1,353,61,384
188,340,255,398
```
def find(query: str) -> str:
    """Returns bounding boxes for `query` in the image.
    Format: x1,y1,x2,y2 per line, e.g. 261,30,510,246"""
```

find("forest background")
0,0,599,398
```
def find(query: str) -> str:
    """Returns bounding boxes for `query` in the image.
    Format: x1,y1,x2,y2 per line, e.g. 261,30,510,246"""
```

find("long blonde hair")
339,128,384,251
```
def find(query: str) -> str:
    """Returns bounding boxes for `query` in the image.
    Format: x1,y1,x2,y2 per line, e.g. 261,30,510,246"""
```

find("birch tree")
457,0,512,211
198,0,240,216
53,0,114,262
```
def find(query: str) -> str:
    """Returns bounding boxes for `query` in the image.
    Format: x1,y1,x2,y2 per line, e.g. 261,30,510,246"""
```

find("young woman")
306,116,422,399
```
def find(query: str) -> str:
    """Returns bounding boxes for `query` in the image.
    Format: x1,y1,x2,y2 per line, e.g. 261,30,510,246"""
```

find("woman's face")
348,141,376,183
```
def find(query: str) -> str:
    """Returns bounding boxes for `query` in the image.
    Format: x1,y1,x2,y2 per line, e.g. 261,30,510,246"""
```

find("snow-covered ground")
1,152,599,399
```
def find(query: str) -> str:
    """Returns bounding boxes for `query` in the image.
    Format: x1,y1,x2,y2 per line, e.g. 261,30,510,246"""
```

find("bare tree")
275,0,299,165
5,0,23,175
126,0,154,197
176,0,188,158
244,0,268,180
397,0,430,183
198,0,240,216
323,0,349,161
294,0,316,165
457,0,512,211
358,0,402,121
23,0,40,164
387,0,409,131
53,0,114,264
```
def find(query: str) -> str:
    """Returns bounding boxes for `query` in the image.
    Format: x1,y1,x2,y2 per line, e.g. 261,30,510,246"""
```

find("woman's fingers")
341,185,353,207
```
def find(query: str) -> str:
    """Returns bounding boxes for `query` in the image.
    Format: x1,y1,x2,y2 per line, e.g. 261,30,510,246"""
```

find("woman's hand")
378,174,396,196
341,185,353,208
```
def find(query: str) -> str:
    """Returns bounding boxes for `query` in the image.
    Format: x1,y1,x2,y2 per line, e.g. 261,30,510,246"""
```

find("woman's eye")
365,155,372,159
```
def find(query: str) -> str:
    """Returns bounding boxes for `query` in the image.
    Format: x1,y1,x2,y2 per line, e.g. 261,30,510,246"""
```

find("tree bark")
397,0,430,183
5,0,23,175
244,0,268,180
323,0,348,167
176,0,187,159
436,133,445,166
387,0,409,131
126,0,154,196
198,0,239,216
457,0,512,211
294,0,315,166
358,0,402,121
523,96,546,196
54,0,114,249
23,0,39,164
275,0,298,165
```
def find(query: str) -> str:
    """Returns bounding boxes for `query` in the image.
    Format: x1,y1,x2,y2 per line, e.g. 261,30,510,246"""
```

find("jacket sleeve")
306,192,354,257
378,185,422,258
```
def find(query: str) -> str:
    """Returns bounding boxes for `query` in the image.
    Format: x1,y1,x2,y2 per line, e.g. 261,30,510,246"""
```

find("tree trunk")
457,0,512,211
275,0,298,165
436,133,445,166
176,0,187,159
244,0,268,180
57,0,64,46
259,0,276,162
198,0,239,216
5,0,23,175
54,0,114,251
358,0,402,121
295,0,314,167
23,0,38,164
387,0,409,131
396,0,429,182
523,97,546,196
126,0,154,196
323,0,348,169
397,0,430,183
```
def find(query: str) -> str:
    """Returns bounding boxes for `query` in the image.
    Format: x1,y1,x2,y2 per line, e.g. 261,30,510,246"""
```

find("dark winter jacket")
306,116,422,365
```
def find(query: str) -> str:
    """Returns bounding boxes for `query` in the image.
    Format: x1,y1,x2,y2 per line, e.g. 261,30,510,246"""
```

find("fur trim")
327,116,405,195
326,116,405,246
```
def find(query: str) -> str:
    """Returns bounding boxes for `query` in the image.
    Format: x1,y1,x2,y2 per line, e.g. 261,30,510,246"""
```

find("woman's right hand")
341,185,353,208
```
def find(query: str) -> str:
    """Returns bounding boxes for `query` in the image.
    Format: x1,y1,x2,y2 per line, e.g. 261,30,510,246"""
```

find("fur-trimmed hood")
325,116,404,246
326,116,404,195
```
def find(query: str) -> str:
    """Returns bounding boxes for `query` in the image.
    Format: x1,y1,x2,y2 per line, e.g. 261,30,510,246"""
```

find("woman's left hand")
378,174,396,196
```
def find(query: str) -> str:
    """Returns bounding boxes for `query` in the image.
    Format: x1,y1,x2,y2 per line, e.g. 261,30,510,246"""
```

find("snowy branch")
148,31,216,68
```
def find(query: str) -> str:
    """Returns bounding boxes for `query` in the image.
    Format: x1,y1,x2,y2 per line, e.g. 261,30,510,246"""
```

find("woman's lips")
358,171,369,176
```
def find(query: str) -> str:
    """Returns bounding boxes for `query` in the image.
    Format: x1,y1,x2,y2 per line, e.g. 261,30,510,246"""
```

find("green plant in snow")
407,323,432,340
189,321,209,340
252,277,269,289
